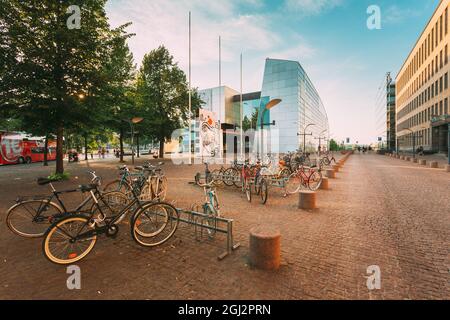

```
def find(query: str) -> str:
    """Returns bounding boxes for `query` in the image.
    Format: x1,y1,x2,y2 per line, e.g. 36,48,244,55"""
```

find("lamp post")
298,123,316,152
260,98,281,158
124,117,144,165
314,129,327,155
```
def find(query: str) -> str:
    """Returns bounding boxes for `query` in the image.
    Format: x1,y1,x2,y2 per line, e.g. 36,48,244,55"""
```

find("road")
0,153,448,299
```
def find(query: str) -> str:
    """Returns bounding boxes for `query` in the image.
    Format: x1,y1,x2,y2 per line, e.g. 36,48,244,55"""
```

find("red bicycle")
285,165,322,194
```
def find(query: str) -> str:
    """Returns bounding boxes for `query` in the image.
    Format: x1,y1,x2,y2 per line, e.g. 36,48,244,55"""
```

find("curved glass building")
259,58,329,153
188,58,329,158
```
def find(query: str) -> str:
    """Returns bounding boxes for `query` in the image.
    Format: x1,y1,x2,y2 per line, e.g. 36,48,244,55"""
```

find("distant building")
395,0,449,154
172,58,329,157
387,79,396,151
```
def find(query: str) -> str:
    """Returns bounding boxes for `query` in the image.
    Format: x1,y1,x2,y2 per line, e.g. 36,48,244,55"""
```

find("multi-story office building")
396,0,450,154
387,80,396,151
188,58,329,157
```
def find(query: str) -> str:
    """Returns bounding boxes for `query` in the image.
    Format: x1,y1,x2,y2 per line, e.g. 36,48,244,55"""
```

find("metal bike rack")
176,208,240,260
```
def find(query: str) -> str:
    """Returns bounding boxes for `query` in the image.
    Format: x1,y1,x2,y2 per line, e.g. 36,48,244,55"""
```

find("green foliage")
329,139,341,151
134,46,202,156
47,172,71,181
0,1,135,173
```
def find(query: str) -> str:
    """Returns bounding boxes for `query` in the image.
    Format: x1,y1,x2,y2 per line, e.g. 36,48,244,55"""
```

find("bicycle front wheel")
7,200,63,238
131,202,179,247
308,171,322,191
43,216,97,265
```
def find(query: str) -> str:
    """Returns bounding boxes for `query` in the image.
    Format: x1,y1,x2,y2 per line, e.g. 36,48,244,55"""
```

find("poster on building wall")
198,109,221,158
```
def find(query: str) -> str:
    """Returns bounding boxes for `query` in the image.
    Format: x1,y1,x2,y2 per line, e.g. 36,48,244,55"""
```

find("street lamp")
260,98,281,158
124,117,144,165
298,123,316,152
315,129,328,154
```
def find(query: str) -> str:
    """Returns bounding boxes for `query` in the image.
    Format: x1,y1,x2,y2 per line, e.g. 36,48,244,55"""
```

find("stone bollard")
325,169,336,179
445,164,450,172
419,159,427,165
249,226,281,270
332,165,340,172
298,190,317,209
406,157,410,161
429,161,438,168
412,158,418,163
319,177,329,190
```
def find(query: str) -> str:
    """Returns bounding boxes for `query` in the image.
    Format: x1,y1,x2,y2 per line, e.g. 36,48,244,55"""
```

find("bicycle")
138,162,167,201
103,164,148,196
42,178,179,265
6,171,127,238
285,164,323,194
194,179,221,239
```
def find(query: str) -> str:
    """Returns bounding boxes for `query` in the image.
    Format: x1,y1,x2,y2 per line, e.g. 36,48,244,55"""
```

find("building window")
446,8,448,35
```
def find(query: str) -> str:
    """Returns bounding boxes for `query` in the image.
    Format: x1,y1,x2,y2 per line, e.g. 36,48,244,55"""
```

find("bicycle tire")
260,178,268,204
43,215,97,265
131,202,179,247
6,200,64,238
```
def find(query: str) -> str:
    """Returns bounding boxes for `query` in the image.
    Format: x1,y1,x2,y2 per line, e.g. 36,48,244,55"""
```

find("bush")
47,172,71,181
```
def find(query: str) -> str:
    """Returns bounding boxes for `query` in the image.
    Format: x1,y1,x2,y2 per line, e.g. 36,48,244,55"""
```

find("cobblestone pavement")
0,153,448,300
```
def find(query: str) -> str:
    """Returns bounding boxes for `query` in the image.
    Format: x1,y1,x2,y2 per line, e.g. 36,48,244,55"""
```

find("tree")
0,1,126,174
135,46,201,158
329,139,340,151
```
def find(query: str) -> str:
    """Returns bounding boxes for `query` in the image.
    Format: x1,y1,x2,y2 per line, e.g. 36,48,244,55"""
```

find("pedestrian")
101,147,105,159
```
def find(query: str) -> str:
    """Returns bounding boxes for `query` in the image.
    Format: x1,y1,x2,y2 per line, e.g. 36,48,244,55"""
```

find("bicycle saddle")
118,165,127,170
79,184,97,193
37,177,57,186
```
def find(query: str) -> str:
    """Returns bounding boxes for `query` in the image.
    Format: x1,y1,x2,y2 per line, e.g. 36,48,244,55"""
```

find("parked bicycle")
6,171,127,238
42,176,179,264
285,164,323,194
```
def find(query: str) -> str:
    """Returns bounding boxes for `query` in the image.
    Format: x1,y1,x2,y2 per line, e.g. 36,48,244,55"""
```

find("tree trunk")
43,134,49,166
159,137,164,159
84,134,88,161
119,127,124,162
55,126,64,174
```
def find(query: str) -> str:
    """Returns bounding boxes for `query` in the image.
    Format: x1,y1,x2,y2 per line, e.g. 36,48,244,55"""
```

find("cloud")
383,5,421,24
284,0,344,15
105,0,312,91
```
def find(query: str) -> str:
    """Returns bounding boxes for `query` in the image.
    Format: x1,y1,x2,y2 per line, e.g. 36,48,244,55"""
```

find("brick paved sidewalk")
0,153,448,299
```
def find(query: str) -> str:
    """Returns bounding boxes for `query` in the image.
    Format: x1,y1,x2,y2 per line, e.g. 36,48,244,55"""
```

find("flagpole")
188,11,192,163
218,36,222,159
240,53,243,160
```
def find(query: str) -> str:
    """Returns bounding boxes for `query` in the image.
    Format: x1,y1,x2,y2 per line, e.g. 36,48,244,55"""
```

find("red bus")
0,132,57,165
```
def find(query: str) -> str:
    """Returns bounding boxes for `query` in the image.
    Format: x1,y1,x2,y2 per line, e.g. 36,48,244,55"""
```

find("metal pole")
130,122,134,165
188,11,192,162
240,53,243,160
218,36,222,159
260,111,264,160
136,134,140,158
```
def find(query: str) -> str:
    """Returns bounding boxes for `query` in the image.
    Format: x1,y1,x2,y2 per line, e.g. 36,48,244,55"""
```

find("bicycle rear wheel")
285,173,301,194
259,178,268,204
223,168,238,187
103,179,132,197
131,202,179,247
43,216,97,265
6,200,63,238
93,191,129,224
151,176,168,201
245,180,252,202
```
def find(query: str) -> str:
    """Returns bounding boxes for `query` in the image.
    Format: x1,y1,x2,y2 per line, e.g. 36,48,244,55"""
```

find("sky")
106,0,440,144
